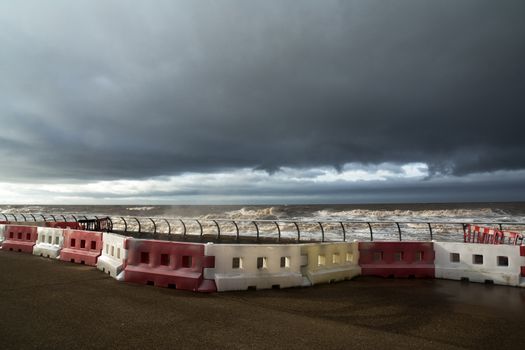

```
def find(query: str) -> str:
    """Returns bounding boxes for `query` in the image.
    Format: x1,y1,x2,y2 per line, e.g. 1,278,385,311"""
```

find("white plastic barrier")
204,243,303,291
434,242,525,287
97,232,128,280
33,227,64,259
300,242,361,286
0,224,5,246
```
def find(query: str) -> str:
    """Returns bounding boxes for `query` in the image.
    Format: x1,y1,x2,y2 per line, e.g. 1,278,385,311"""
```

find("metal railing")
2,212,525,243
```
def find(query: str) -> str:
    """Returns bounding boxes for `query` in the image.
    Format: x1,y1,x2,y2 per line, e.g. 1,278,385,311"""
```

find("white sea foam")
221,207,283,220
310,208,524,223
126,207,156,211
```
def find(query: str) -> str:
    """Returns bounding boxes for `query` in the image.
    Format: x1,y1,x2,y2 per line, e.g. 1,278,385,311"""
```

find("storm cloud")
0,1,524,203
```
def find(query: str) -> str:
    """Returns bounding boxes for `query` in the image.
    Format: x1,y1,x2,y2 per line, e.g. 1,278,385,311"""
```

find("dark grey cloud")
0,0,524,183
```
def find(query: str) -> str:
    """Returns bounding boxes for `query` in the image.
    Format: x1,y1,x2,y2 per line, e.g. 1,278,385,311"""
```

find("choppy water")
1,202,524,242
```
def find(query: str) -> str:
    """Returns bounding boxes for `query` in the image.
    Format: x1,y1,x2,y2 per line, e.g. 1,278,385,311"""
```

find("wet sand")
0,250,524,349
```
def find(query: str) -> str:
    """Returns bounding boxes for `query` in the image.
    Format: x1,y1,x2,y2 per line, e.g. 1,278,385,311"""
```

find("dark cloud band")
0,1,524,187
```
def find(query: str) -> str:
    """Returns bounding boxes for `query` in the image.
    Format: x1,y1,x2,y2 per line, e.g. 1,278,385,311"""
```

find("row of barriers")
0,223,524,292
0,223,216,292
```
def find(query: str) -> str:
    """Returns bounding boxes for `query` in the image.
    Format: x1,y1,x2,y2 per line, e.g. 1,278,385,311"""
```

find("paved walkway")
0,250,524,349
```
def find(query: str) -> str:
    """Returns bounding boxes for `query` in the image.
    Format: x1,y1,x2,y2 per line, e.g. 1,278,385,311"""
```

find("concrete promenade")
0,250,524,349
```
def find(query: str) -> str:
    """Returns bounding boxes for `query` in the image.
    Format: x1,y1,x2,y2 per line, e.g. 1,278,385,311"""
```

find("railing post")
318,222,325,242
164,219,171,235
396,222,402,241
294,222,301,242
213,220,220,240
134,218,141,233
274,221,281,243
428,223,433,241
340,222,346,242
367,222,373,241
196,220,203,241
233,221,240,242
178,219,185,238
121,217,128,233
253,221,260,243
149,218,157,234
106,217,113,232
92,216,98,231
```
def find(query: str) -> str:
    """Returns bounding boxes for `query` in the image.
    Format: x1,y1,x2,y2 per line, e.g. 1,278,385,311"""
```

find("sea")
1,202,524,242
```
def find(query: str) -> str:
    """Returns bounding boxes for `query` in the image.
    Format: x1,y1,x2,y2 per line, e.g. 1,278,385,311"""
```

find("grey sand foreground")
0,250,524,349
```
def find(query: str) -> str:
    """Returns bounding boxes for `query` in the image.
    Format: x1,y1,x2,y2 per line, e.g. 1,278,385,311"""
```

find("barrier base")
97,256,124,279
124,266,203,291
197,279,217,293
60,249,99,266
1,241,35,254
361,265,434,278
214,272,303,291
436,268,520,287
33,244,61,259
301,276,312,287
306,266,361,285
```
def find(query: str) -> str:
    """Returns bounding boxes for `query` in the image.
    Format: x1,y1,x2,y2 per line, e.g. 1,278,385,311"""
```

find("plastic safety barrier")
97,232,128,280
359,242,435,278
521,246,525,287
463,225,497,244
33,227,64,259
59,230,102,266
45,222,83,230
1,225,38,253
0,224,5,246
124,239,216,292
204,244,303,291
300,242,361,286
496,230,523,245
435,242,525,287
464,225,523,245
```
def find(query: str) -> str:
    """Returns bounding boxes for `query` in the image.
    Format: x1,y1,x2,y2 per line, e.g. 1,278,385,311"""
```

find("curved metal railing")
2,212,525,243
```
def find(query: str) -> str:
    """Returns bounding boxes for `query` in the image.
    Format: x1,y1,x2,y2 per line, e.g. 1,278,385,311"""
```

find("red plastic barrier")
358,242,435,278
59,230,102,266
124,239,216,292
520,245,525,277
0,221,9,224
464,225,498,243
464,225,523,245
496,230,523,245
1,225,38,253
45,222,83,230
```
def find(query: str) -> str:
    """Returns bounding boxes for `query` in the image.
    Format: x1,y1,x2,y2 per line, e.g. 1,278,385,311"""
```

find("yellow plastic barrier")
300,242,361,285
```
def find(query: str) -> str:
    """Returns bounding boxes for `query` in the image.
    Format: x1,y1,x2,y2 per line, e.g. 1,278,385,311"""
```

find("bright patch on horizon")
0,164,523,204
33,162,429,195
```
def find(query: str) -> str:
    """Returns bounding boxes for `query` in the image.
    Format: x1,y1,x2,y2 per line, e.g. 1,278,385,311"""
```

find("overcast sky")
0,0,524,204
